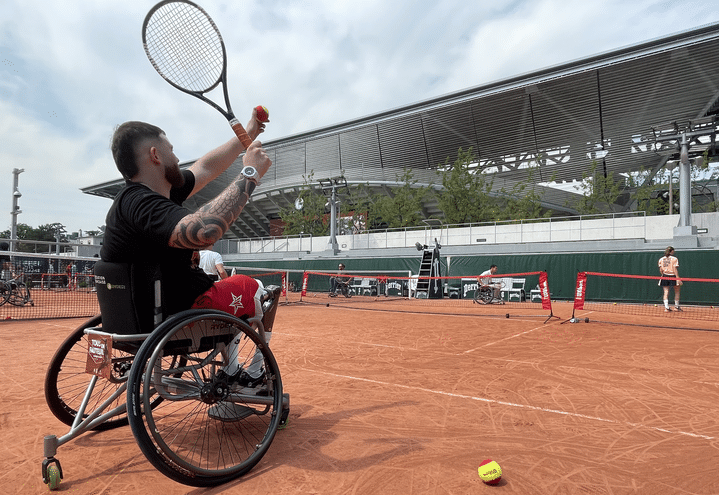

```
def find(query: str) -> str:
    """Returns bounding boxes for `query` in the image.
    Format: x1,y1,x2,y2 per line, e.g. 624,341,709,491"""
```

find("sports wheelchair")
0,274,34,307
473,283,505,305
329,276,352,298
42,261,288,489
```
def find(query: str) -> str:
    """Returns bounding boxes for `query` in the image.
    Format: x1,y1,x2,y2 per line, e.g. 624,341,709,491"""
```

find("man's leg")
192,275,269,381
662,285,671,311
674,286,681,310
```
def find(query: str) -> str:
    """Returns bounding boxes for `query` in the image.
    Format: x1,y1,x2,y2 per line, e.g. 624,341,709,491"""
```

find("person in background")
329,263,350,296
658,246,682,312
199,244,228,281
479,264,502,301
0,241,11,280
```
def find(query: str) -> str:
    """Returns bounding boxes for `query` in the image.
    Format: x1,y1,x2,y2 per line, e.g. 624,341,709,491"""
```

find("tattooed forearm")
170,177,256,249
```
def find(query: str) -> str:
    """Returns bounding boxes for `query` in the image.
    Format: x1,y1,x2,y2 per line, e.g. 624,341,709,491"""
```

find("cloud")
1,0,718,234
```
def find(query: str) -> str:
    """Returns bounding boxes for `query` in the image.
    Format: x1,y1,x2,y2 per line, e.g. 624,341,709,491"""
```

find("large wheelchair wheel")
127,310,284,487
8,282,32,306
473,286,494,305
0,282,9,306
44,316,133,430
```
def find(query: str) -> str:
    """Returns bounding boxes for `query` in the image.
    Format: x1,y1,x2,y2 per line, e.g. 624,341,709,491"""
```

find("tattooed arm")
169,141,271,249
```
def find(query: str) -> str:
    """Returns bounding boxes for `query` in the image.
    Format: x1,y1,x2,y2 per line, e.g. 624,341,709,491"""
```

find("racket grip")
229,119,253,149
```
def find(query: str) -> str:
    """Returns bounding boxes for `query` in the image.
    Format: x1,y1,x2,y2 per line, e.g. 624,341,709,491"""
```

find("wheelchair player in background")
329,263,352,297
475,264,505,305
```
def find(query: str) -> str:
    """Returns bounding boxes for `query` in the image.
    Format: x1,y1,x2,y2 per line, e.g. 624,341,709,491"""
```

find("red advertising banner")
539,271,551,310
574,272,587,310
301,272,309,297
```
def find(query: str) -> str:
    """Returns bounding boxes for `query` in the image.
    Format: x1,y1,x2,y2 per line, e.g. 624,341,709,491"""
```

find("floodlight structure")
10,168,24,253
651,116,717,237
318,176,349,255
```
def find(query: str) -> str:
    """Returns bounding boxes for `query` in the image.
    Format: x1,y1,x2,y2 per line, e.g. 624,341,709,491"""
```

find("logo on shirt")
229,292,244,315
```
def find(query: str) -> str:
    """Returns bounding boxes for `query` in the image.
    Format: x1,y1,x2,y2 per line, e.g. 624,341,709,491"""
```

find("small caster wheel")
46,464,61,490
42,457,63,491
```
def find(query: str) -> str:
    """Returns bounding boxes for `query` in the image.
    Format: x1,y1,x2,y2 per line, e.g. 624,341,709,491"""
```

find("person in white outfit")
199,245,228,281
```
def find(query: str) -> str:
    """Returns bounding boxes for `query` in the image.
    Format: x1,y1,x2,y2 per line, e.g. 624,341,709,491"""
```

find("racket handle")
229,119,253,149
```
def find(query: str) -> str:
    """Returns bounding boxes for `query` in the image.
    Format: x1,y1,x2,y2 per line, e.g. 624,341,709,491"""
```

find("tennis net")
299,269,555,319
572,271,719,322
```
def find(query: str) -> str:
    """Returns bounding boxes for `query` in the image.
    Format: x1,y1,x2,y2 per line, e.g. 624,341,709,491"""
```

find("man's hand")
243,140,272,179
246,107,267,141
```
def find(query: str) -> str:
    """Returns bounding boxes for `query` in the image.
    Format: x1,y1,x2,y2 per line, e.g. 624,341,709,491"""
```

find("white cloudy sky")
1,0,718,235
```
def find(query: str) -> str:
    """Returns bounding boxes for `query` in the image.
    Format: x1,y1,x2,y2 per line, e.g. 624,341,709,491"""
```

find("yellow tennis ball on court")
478,459,502,485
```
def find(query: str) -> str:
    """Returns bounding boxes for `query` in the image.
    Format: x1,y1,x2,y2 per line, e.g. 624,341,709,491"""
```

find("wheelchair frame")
42,262,288,489
0,275,34,307
473,283,506,305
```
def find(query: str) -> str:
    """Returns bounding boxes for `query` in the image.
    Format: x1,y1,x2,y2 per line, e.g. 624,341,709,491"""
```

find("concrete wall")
220,212,719,262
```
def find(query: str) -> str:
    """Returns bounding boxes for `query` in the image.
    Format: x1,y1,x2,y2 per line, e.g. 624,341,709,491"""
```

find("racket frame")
142,0,252,148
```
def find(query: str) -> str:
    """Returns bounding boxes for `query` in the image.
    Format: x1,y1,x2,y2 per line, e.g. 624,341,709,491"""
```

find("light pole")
10,168,24,252
651,117,716,239
319,176,348,255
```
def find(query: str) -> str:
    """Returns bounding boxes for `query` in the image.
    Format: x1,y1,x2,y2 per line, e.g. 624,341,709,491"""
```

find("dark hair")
111,121,165,180
0,241,8,251
490,264,497,269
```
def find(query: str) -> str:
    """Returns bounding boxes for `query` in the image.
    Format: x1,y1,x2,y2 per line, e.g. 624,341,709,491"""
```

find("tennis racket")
142,0,265,148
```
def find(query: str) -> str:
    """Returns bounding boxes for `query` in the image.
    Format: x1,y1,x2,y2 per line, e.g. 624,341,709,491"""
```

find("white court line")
463,323,548,354
309,369,715,441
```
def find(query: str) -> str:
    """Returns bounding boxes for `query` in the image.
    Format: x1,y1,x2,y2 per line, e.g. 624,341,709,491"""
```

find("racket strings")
144,2,225,93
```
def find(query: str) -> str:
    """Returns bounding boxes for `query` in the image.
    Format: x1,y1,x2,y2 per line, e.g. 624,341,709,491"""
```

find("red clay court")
3,301,719,494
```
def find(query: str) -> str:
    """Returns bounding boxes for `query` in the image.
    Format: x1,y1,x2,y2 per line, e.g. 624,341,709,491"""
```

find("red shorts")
191,275,263,318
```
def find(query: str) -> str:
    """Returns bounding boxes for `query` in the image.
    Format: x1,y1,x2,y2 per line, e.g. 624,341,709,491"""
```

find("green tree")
279,172,330,236
369,169,429,228
435,147,496,224
571,161,625,214
496,167,551,221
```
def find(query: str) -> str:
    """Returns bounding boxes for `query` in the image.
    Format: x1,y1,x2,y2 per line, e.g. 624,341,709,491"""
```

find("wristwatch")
241,165,260,184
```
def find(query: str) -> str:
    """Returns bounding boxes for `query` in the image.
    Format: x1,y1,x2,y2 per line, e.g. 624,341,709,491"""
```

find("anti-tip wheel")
46,464,61,490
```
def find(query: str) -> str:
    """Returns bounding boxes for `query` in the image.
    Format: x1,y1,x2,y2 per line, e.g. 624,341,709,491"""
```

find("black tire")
8,283,31,306
44,316,133,430
473,286,493,305
0,282,9,306
127,310,283,487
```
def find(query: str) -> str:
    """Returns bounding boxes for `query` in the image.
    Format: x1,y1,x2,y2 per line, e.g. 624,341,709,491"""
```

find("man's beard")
165,164,185,188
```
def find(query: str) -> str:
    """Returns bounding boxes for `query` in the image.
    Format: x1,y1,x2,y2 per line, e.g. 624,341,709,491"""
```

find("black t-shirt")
101,169,213,314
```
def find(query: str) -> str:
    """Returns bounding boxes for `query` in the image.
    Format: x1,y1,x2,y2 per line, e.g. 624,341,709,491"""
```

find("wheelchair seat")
93,260,163,335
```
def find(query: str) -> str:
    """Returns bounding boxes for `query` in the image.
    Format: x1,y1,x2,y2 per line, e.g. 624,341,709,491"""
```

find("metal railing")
216,211,648,255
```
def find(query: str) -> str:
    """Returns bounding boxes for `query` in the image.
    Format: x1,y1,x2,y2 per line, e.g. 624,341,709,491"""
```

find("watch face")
243,166,258,179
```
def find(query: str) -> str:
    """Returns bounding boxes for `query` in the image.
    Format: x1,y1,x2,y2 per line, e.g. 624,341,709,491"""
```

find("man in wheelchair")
477,264,504,304
103,109,274,393
329,263,352,297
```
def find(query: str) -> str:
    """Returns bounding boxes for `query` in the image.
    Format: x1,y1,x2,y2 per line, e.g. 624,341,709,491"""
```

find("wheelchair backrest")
94,261,162,335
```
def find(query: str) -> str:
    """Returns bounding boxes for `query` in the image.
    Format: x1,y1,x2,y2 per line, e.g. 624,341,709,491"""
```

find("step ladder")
415,249,433,298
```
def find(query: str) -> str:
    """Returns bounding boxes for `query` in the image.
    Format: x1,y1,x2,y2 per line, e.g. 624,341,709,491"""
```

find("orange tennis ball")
478,459,502,485
255,105,269,122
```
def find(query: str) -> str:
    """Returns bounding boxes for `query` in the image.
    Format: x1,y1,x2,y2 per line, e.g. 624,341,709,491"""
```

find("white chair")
530,285,542,302
507,278,526,302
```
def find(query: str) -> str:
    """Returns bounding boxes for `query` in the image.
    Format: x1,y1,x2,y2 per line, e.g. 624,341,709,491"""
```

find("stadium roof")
83,22,719,239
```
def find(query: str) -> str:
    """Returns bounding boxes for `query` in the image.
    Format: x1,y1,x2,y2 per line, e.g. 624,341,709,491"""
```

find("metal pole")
10,168,24,252
328,186,339,254
678,135,692,227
